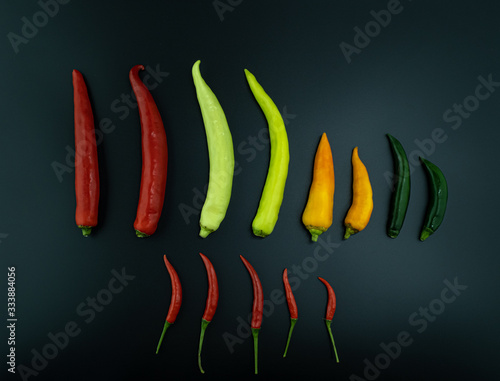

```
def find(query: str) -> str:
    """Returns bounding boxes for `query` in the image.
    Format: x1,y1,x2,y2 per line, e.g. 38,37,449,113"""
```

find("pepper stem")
420,228,433,241
251,327,260,374
252,228,267,238
283,318,297,357
324,319,339,363
308,229,324,242
136,229,150,238
198,319,211,373
155,321,171,354
199,226,213,238
79,226,92,237
387,228,399,239
344,226,358,240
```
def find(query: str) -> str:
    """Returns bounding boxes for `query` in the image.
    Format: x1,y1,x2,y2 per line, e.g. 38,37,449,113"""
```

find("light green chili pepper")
245,69,289,237
192,60,235,238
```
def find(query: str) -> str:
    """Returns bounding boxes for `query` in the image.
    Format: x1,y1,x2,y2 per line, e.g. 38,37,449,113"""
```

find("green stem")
199,226,213,238
308,229,324,242
155,321,171,354
251,328,260,374
78,226,92,237
388,228,399,239
324,319,339,363
198,319,210,373
344,226,357,240
420,228,433,241
283,318,297,357
136,229,149,238
252,228,267,238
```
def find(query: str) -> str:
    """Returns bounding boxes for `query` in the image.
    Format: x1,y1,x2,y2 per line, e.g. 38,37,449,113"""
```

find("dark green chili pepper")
386,134,411,238
420,157,448,241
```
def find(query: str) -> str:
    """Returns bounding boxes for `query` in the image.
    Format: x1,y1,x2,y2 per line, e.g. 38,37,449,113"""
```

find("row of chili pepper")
74,65,448,242
192,61,448,242
73,63,289,239
73,66,167,238
303,132,449,243
156,253,340,374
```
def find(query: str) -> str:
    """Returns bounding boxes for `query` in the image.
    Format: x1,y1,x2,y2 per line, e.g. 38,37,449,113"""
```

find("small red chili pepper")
129,65,168,238
156,255,182,354
282,268,298,357
240,255,263,374
198,253,219,374
73,69,99,237
318,277,339,362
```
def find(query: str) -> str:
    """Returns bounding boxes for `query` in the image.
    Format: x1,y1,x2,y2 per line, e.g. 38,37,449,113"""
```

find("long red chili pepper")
318,277,339,362
73,69,99,237
240,255,263,374
156,255,182,354
197,253,219,373
282,268,298,357
129,65,168,238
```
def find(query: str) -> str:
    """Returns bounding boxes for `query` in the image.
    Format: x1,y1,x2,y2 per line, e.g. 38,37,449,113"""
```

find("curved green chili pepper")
244,69,289,238
192,60,235,238
386,134,410,238
420,157,448,241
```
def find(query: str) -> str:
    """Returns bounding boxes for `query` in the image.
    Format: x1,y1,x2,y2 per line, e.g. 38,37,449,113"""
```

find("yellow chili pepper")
302,133,335,242
344,147,373,239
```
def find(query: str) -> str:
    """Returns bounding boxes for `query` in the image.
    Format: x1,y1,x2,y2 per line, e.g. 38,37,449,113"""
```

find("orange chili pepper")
302,133,335,242
344,147,373,239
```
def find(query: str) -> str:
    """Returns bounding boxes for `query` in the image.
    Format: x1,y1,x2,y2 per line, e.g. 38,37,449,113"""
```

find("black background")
1,1,500,380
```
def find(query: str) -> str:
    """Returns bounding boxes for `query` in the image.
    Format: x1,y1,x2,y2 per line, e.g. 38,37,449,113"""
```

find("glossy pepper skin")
192,60,234,238
245,69,289,238
344,147,373,239
419,157,448,241
130,65,168,238
302,133,335,242
73,69,99,237
386,134,410,238
318,277,339,362
240,255,264,374
282,268,298,357
198,253,219,374
156,256,182,354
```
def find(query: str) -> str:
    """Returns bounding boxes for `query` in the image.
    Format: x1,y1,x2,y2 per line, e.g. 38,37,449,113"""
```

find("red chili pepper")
282,268,298,357
156,255,182,354
318,277,339,362
73,69,99,237
198,253,219,374
240,255,263,374
129,65,168,238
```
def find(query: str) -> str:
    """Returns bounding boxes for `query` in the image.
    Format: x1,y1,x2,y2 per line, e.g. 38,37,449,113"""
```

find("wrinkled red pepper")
73,69,99,237
129,65,168,237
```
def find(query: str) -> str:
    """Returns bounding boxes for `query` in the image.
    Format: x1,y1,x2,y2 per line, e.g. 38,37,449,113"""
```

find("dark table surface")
1,1,500,380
